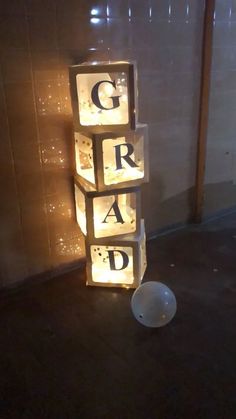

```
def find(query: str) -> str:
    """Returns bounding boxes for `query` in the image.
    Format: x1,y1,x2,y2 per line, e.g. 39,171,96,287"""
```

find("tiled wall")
0,0,205,287
204,0,236,215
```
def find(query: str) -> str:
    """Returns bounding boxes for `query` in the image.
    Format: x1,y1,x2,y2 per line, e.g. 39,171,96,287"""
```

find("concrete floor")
0,214,236,419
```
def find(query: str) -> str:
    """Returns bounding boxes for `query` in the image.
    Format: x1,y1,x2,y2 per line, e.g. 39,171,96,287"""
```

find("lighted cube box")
74,124,149,191
86,219,147,288
74,179,141,240
69,61,137,133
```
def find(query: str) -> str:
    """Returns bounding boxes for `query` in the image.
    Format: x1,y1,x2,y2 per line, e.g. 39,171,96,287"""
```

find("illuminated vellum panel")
93,193,137,238
74,124,149,192
69,62,137,133
77,72,128,126
86,220,146,288
75,132,95,185
74,184,87,235
102,125,148,187
90,245,134,285
74,180,141,240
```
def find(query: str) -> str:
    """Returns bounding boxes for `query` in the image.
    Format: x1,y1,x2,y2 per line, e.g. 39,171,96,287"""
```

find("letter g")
91,80,121,110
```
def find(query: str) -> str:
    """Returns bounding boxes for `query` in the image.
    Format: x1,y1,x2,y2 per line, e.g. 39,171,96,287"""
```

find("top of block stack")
69,61,137,134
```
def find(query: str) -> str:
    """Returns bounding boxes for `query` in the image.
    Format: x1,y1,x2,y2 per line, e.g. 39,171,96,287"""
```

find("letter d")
107,250,129,270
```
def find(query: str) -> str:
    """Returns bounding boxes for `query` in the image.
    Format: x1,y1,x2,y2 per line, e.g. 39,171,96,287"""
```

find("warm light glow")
75,184,137,239
90,245,134,284
75,185,87,235
103,135,145,185
70,61,148,289
75,132,95,184
105,166,144,185
75,127,147,189
93,193,136,238
76,72,129,126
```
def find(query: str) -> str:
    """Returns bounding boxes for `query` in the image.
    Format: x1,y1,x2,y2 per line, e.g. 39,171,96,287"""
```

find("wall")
204,0,236,215
0,0,204,287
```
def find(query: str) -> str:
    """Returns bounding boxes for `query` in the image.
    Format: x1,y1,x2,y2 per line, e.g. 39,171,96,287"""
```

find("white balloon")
131,281,177,327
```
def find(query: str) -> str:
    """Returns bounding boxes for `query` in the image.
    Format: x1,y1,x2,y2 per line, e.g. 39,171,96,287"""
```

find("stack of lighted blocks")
69,62,149,288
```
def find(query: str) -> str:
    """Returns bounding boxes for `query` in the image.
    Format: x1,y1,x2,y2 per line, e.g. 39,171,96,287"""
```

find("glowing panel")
90,245,134,284
75,132,95,185
74,180,140,240
74,124,148,192
93,192,137,238
103,133,145,186
86,219,146,288
69,62,137,133
75,184,87,235
76,72,129,126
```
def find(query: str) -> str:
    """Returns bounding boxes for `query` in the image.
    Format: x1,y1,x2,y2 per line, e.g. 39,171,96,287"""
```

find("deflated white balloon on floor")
131,281,177,327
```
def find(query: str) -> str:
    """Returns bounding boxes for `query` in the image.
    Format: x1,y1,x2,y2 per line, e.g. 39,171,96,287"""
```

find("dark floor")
0,214,236,419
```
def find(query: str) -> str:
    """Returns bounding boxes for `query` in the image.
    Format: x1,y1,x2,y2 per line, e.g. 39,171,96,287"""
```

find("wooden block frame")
74,178,141,241
86,219,147,288
69,62,137,134
75,123,149,192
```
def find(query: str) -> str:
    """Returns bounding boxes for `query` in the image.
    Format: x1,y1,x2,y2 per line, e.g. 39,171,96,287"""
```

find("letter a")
102,200,125,224
107,250,129,270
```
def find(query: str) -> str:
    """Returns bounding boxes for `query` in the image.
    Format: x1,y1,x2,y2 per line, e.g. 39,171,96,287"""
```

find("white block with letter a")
74,123,149,192
74,179,141,240
86,220,147,288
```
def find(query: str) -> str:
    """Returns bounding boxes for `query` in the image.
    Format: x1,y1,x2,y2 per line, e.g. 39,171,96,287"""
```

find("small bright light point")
90,17,100,24
149,6,152,19
91,8,99,16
